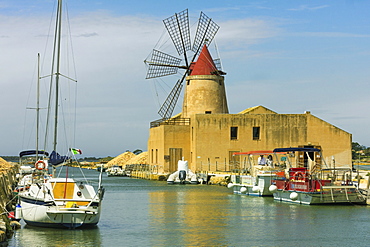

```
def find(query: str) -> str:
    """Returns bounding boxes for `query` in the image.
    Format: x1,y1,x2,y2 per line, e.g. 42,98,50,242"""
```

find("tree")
133,149,143,155
352,142,367,160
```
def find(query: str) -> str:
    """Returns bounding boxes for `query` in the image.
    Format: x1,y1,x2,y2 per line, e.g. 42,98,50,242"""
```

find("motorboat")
269,147,366,205
167,159,198,184
227,150,286,196
106,165,126,177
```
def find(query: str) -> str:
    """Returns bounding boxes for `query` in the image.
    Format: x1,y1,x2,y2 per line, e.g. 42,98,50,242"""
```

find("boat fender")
290,192,299,201
240,187,247,193
35,160,46,170
269,184,277,193
227,183,234,189
252,186,260,193
15,204,22,221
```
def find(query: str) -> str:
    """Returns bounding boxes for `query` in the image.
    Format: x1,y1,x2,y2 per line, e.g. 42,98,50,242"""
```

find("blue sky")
1,0,370,157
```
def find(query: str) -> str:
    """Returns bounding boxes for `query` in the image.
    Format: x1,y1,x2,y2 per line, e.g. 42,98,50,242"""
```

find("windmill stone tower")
145,9,229,173
182,44,228,118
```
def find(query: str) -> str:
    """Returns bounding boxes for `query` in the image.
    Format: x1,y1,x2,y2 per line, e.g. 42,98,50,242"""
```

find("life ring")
294,172,306,181
35,160,46,170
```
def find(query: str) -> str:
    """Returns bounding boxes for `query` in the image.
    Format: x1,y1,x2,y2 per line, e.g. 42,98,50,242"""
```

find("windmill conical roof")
190,44,217,75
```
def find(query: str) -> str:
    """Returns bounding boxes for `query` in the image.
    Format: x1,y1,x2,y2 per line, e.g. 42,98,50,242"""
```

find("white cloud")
288,5,330,11
216,18,282,52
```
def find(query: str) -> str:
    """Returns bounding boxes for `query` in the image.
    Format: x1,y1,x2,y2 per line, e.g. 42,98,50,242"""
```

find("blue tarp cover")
49,151,70,166
273,147,321,153
19,150,49,157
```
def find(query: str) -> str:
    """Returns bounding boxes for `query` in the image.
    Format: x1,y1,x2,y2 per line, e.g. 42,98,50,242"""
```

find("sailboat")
18,0,104,229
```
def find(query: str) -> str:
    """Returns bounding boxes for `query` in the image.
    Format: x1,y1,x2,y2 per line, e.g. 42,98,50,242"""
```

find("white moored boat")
19,176,103,228
106,165,126,177
17,0,104,228
167,159,198,184
227,150,286,196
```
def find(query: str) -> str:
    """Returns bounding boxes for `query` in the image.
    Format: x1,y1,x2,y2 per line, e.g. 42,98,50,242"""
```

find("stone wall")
0,157,19,243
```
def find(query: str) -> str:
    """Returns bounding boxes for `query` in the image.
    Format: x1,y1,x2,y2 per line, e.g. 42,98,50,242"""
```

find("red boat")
269,147,366,205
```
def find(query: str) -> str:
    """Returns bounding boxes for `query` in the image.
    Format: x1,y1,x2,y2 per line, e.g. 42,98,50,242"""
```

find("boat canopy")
233,150,274,156
19,150,49,158
273,147,321,153
49,151,70,166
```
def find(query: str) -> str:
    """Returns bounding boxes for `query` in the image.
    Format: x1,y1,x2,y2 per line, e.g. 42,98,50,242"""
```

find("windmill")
144,9,223,121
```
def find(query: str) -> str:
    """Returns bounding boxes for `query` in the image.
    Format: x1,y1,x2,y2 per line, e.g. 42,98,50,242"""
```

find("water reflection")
11,224,101,247
9,172,370,246
148,186,230,246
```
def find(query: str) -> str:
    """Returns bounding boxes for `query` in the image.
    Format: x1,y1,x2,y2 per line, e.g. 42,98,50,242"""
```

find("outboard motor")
179,170,187,183
177,159,188,184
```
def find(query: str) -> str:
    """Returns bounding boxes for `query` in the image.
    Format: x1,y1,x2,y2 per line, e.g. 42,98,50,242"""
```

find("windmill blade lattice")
158,78,184,119
213,58,222,71
145,49,182,79
163,9,191,57
192,12,220,56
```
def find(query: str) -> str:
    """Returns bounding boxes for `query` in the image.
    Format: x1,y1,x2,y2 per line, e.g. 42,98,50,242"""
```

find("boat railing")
54,198,94,202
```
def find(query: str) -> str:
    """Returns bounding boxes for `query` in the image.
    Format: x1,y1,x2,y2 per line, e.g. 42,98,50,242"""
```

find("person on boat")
267,155,273,167
258,155,266,165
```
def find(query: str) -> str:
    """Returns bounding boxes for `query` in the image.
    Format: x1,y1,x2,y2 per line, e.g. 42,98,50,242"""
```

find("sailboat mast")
36,53,40,161
53,0,62,152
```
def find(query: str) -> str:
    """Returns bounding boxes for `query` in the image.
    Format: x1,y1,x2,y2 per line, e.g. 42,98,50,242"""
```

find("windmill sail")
192,12,220,56
158,78,184,120
213,58,222,71
145,49,182,79
163,9,191,56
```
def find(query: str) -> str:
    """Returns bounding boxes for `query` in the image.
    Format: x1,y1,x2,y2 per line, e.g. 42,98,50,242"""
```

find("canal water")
8,168,370,246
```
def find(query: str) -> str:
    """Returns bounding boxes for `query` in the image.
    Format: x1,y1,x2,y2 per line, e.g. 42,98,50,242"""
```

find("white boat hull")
20,197,101,228
273,188,366,205
106,166,126,177
19,177,103,229
229,174,277,197
167,169,198,184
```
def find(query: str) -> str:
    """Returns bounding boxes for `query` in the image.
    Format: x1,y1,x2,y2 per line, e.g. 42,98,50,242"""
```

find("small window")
253,127,260,140
205,111,212,114
231,127,238,140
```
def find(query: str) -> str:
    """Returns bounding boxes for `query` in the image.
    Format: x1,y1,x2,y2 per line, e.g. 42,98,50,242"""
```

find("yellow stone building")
147,45,352,174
